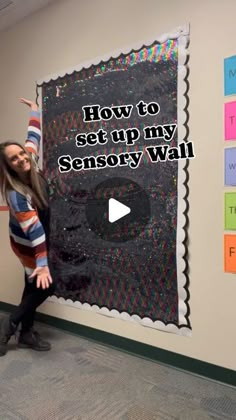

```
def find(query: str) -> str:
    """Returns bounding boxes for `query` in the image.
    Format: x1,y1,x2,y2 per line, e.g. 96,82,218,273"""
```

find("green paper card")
225,192,236,230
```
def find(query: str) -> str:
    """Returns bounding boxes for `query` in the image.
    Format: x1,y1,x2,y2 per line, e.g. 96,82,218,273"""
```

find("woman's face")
4,145,31,175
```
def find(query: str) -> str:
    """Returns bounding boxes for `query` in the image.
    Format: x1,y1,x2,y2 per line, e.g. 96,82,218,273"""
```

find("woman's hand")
19,97,38,111
29,266,53,289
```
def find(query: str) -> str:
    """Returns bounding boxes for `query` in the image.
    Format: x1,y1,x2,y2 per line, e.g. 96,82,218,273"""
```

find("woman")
0,98,55,356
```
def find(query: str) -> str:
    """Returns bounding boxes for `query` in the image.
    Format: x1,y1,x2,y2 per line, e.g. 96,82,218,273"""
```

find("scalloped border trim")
38,24,191,336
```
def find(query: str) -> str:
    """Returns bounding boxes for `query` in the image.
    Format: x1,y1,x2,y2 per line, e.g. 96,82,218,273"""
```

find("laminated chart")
224,234,236,272
225,101,236,140
224,55,236,96
224,148,236,186
224,192,236,230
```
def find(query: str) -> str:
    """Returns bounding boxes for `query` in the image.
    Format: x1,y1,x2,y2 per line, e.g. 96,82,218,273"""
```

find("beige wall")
0,0,236,370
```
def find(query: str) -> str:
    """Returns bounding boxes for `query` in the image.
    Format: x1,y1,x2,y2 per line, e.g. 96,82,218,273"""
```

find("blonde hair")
0,141,48,209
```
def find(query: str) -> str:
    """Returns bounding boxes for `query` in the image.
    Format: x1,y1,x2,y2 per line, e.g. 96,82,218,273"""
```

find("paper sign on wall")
224,147,236,185
224,55,236,96
225,192,236,229
224,234,236,272
225,101,236,140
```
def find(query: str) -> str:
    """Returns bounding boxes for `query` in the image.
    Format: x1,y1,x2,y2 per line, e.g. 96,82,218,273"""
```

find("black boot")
18,329,51,351
0,316,17,356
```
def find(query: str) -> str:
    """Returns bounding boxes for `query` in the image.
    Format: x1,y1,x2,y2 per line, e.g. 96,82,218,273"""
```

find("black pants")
10,274,55,332
10,197,55,332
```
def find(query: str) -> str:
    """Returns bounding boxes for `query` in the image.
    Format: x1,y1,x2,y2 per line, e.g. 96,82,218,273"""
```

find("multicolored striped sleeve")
25,110,41,158
8,191,48,268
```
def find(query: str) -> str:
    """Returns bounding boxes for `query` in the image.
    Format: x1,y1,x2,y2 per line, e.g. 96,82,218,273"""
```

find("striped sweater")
8,110,48,278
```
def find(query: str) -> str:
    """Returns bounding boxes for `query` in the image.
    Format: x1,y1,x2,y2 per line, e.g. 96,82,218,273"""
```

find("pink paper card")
225,101,236,140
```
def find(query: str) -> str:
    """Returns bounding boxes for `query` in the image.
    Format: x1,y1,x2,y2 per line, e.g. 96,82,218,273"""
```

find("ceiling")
0,0,56,32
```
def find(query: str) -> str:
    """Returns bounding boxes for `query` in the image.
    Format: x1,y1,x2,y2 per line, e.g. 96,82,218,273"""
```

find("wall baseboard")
0,300,235,387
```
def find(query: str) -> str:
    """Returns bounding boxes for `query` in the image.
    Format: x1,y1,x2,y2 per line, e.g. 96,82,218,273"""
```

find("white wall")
0,0,235,370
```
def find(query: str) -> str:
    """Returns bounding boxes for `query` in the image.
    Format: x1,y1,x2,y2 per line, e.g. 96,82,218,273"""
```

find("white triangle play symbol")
108,198,131,223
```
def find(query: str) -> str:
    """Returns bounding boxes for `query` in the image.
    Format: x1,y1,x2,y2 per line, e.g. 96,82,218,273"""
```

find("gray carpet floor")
0,319,235,420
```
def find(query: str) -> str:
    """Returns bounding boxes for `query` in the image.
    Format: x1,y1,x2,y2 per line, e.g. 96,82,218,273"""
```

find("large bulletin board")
37,25,191,335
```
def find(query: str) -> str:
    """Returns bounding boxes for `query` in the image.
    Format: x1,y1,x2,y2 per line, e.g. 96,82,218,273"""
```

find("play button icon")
108,198,131,223
86,177,150,242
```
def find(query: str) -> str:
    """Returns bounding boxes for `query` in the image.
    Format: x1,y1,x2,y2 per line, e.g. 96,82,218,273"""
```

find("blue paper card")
224,56,236,96
225,147,236,185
